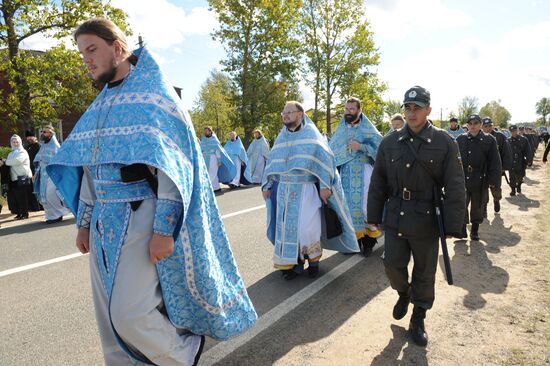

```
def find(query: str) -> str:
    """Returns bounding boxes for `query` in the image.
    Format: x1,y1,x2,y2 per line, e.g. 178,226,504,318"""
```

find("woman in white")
4,135,33,220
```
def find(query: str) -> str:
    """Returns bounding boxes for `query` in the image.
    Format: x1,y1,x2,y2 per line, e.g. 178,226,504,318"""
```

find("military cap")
402,86,430,108
509,125,518,131
482,117,493,126
467,114,482,123
449,117,458,122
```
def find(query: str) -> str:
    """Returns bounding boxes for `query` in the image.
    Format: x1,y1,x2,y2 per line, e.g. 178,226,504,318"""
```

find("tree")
0,0,130,132
535,97,550,125
384,99,403,120
479,100,512,128
209,0,302,144
190,70,237,141
457,96,479,123
300,0,382,134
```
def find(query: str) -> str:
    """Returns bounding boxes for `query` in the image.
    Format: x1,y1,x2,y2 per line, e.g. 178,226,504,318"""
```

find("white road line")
221,205,265,219
0,205,266,279
200,239,384,365
0,252,84,278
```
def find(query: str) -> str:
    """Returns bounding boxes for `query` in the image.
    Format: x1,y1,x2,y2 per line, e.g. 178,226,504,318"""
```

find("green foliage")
384,99,403,120
209,0,303,145
0,146,11,159
457,96,479,123
301,0,382,134
0,0,130,131
190,70,238,141
479,100,512,128
535,97,550,125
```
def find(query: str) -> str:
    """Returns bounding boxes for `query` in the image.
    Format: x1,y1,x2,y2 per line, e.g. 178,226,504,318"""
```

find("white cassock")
207,150,221,190
229,156,242,187
43,177,69,220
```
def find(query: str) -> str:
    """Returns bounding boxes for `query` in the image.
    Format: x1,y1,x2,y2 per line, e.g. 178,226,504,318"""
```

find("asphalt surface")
0,185,383,365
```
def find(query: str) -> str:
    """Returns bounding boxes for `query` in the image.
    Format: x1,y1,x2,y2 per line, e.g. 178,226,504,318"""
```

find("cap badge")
408,90,417,98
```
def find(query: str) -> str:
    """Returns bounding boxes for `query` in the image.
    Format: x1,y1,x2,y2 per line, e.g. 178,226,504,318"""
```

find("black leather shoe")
409,318,428,346
360,236,377,257
392,291,410,320
45,216,63,224
517,185,522,194
494,200,500,213
192,335,206,366
15,213,29,220
510,189,516,196
281,269,299,281
307,265,319,278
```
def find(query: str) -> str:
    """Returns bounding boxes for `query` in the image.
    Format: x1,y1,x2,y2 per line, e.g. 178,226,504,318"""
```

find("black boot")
470,223,480,241
510,188,516,196
360,236,377,257
393,289,411,320
307,263,319,278
409,306,428,346
517,184,522,194
494,200,500,213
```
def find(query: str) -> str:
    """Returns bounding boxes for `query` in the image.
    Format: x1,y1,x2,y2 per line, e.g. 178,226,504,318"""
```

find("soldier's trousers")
509,169,525,189
465,189,488,224
383,230,439,310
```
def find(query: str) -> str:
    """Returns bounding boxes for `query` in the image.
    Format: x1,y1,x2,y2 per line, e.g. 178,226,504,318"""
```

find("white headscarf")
10,134,24,151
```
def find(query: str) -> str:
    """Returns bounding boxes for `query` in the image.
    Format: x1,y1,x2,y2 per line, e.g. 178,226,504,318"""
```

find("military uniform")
508,125,533,195
456,115,501,240
482,117,512,214
367,86,466,347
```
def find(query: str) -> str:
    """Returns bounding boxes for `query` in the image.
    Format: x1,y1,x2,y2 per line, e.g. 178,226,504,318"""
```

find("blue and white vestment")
224,136,249,187
200,133,236,190
329,113,382,238
262,117,359,268
47,47,256,364
244,135,270,184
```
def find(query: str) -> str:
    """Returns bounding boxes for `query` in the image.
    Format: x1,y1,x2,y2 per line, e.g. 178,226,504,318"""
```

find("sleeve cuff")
153,199,183,236
76,201,93,229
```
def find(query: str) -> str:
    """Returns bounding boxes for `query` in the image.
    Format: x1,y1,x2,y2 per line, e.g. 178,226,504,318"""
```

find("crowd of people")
1,16,548,365
0,126,70,224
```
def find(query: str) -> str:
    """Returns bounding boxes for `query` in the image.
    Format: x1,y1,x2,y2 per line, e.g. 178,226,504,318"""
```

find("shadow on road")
450,240,509,310
481,213,521,254
215,250,391,365
504,195,540,211
371,324,428,366
0,217,76,235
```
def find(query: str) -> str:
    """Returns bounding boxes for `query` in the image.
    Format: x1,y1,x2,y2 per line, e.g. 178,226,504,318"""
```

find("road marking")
0,204,266,279
200,239,384,365
221,205,265,219
0,253,84,278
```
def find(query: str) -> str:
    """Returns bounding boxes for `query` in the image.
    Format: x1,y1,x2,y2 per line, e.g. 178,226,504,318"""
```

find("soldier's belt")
396,188,433,201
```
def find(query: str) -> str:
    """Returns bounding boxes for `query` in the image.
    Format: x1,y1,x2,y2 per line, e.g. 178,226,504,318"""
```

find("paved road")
0,185,384,365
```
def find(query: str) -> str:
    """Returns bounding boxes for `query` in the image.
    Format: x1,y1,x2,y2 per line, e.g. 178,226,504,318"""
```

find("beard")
344,113,359,123
41,135,51,143
205,132,212,137
96,59,118,84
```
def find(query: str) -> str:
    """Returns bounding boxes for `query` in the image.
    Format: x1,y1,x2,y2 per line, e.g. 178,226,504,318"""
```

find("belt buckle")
403,188,411,201
467,165,473,173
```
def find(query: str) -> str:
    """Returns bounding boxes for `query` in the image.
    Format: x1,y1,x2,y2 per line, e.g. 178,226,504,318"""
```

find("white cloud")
499,21,550,50
379,32,550,121
364,0,472,40
111,0,217,49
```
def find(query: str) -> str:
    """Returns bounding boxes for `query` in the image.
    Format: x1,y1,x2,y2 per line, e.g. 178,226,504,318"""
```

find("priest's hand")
348,140,361,151
76,228,90,254
149,233,174,264
262,190,271,200
320,188,332,204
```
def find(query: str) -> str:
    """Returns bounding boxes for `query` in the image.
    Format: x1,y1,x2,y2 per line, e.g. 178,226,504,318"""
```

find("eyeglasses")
281,110,300,117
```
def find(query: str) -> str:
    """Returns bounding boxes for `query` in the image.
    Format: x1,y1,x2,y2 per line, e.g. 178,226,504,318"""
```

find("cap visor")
402,101,428,108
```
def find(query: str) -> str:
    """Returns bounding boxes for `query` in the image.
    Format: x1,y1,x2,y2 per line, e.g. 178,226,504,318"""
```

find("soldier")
456,115,501,241
508,125,533,195
367,86,466,346
481,117,512,214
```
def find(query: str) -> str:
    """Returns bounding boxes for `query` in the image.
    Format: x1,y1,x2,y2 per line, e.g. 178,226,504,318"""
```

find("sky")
21,0,550,123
